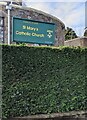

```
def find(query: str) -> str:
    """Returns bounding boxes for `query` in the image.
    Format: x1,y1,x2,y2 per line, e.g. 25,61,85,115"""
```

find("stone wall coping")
0,2,7,6
9,4,65,29
10,111,87,119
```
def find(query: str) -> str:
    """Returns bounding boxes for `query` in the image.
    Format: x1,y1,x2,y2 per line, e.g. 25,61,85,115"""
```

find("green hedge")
2,45,87,119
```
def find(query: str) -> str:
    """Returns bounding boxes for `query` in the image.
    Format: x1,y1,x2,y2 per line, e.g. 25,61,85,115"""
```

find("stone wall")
64,37,87,47
0,4,65,46
9,111,87,120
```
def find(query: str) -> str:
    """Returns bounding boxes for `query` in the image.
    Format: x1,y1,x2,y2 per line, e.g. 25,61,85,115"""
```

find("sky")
22,0,86,37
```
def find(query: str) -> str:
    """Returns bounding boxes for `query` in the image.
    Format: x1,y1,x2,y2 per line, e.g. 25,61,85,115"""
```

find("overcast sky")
22,0,86,37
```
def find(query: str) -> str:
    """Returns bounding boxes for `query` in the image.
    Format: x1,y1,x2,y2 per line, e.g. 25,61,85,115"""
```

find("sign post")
6,5,12,45
6,2,12,45
12,17,55,45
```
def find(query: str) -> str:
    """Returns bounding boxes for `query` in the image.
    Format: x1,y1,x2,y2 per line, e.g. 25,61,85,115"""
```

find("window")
0,17,4,43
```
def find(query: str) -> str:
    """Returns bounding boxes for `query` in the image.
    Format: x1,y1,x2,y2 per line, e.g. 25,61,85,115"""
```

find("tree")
65,27,78,40
84,27,87,36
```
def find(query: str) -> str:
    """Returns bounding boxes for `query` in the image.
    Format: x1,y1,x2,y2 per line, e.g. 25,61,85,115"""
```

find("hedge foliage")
2,45,87,119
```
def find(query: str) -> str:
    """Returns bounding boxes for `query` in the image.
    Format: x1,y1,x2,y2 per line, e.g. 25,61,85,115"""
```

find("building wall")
0,4,65,46
64,37,87,47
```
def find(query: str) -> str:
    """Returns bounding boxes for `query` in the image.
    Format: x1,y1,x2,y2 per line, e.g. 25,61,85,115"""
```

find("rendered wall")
64,37,87,47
